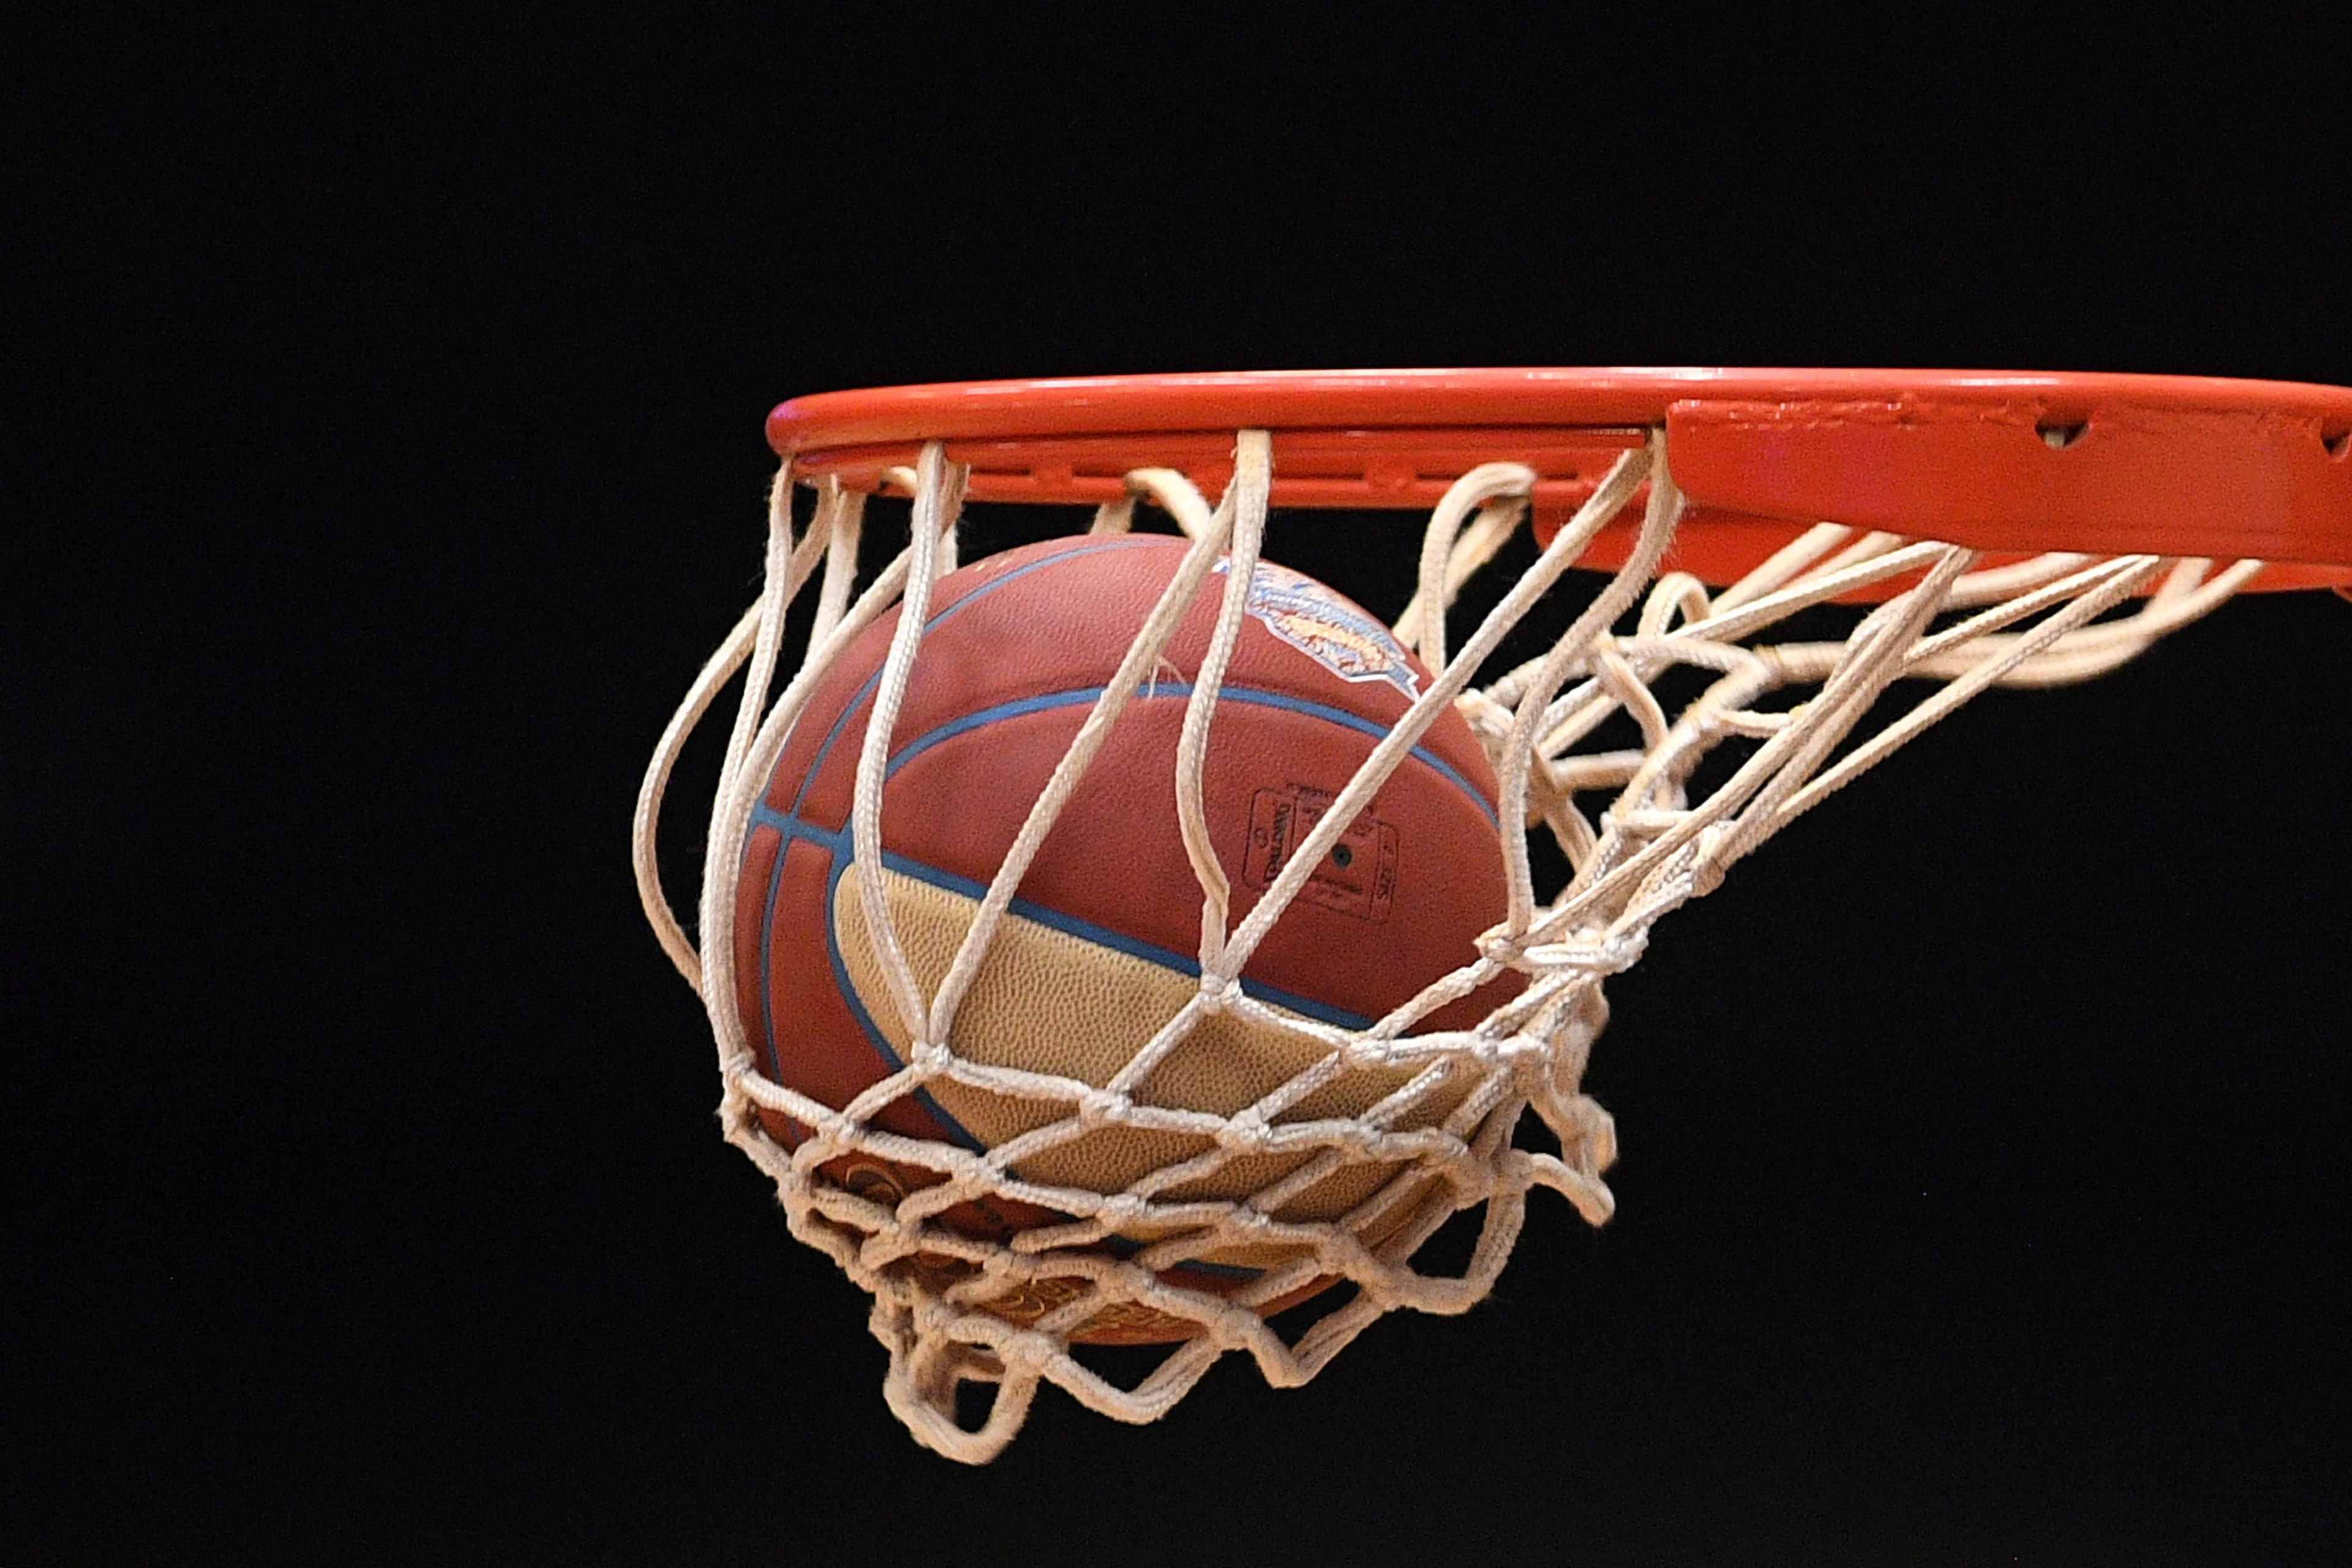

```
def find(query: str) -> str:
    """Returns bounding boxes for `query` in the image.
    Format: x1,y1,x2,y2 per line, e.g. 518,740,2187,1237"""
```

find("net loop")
1398,460,1537,670
635,412,2270,1463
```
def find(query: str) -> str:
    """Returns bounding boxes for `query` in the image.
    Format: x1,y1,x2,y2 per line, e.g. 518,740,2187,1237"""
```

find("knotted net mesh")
635,426,2257,1462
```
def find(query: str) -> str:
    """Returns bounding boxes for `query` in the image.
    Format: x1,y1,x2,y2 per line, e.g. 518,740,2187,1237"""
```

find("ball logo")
1244,784,1399,924
1215,558,1422,699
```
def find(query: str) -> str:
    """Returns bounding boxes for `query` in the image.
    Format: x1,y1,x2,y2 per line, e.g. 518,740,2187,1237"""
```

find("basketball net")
635,427,2255,1462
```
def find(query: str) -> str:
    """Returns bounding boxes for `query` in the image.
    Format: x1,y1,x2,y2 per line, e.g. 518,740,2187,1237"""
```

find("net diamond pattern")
635,427,2256,1462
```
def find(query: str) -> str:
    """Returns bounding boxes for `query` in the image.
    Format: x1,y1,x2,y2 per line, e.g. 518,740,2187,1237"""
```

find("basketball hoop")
635,369,2352,1462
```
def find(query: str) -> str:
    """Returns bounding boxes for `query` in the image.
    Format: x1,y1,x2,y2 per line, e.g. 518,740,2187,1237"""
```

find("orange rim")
767,369,2352,590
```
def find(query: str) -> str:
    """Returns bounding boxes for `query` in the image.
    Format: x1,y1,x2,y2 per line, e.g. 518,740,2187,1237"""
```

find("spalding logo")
1215,558,1422,700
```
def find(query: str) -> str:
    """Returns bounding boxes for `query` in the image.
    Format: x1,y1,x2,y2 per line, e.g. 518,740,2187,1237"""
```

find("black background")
12,12,2351,1563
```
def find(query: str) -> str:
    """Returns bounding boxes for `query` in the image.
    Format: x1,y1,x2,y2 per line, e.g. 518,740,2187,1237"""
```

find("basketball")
731,532,1517,1341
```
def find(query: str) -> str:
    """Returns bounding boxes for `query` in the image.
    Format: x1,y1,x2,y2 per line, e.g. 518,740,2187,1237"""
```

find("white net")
634,426,2260,1463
